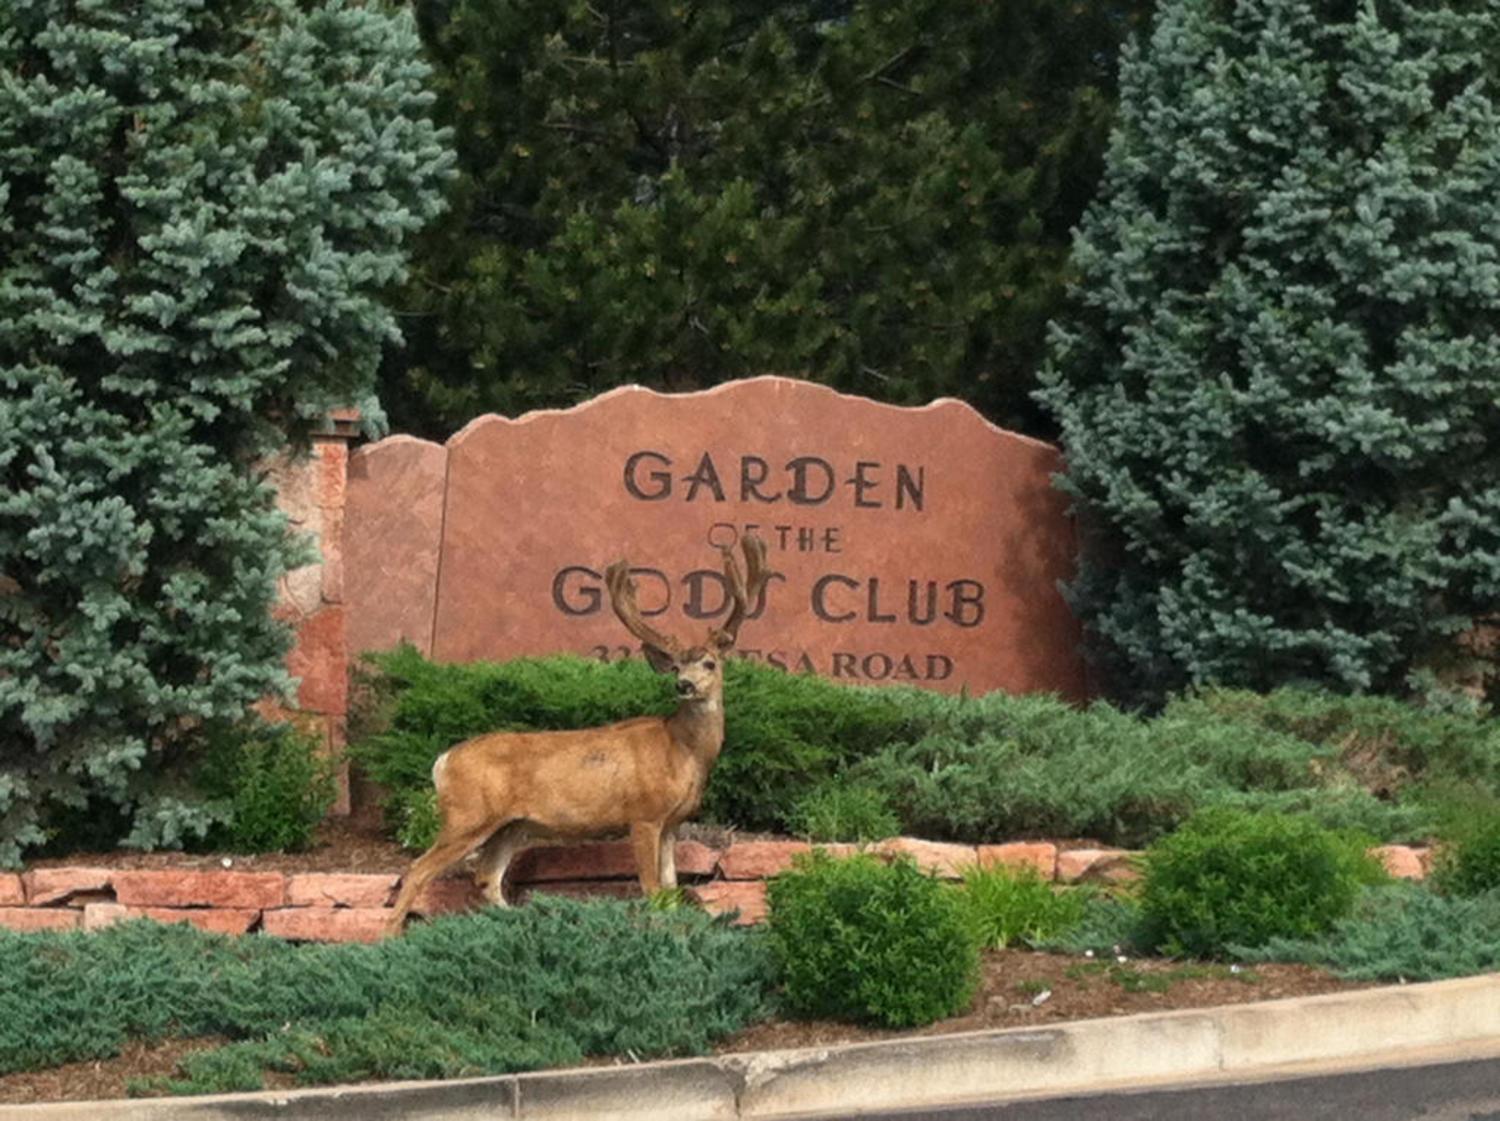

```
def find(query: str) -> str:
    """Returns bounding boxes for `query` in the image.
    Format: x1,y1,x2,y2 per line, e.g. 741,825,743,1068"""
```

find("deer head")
604,533,773,704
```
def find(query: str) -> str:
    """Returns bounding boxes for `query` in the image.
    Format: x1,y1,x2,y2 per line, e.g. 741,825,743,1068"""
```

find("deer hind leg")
385,822,493,937
629,821,665,898
657,824,679,888
474,821,532,907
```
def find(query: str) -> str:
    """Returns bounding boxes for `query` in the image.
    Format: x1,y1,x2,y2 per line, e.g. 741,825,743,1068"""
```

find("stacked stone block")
0,839,1432,943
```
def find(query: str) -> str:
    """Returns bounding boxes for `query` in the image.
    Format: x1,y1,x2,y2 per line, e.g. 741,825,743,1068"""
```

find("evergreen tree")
1039,0,1500,702
384,0,1150,437
0,0,450,862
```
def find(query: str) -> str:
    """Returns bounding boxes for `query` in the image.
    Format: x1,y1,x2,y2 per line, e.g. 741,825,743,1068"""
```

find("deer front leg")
657,824,678,888
629,821,664,898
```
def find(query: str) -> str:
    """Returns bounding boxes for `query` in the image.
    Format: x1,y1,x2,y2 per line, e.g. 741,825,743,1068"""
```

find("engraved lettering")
623,450,673,500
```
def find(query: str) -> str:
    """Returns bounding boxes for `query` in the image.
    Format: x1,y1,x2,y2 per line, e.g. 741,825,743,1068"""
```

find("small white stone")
1116,954,1128,964
1084,949,1095,959
221,857,233,868
1031,989,1052,1006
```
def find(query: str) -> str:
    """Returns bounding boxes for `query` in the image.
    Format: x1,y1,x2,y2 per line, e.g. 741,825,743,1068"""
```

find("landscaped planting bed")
4,653,1495,1105
2,810,1496,1103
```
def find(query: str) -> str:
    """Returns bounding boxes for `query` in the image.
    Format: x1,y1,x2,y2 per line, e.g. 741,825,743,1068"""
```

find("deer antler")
710,533,774,650
605,560,683,656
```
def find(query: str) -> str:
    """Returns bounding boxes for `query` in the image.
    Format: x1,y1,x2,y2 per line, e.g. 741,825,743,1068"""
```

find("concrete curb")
6,974,1500,1119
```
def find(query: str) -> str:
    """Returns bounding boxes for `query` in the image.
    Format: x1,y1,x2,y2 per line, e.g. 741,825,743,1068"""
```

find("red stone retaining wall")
0,839,1433,943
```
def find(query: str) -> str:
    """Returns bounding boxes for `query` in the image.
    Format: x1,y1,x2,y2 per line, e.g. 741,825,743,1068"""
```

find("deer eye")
703,659,717,671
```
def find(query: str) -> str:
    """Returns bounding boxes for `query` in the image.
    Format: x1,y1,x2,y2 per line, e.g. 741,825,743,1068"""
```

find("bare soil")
25,816,413,874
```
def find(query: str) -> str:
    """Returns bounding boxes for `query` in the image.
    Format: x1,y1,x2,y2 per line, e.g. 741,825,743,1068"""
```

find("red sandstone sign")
346,378,1086,697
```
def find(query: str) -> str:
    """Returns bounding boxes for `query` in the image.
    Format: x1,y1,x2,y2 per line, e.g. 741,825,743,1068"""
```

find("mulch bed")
24,817,414,875
718,949,1373,1055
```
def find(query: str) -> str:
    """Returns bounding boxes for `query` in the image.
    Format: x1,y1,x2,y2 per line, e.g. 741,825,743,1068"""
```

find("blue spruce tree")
0,0,450,862
1038,0,1500,702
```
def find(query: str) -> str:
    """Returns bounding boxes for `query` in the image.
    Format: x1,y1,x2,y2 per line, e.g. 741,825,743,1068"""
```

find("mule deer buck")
385,534,773,934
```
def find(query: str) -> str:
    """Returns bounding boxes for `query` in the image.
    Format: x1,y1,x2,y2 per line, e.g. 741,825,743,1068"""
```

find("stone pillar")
261,410,359,814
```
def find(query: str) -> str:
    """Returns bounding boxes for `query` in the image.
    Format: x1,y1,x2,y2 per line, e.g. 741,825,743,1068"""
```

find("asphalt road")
834,1055,1500,1121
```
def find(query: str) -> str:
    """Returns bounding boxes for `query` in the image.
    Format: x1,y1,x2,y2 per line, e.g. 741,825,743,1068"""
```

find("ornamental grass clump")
766,851,979,1028
1140,808,1385,958
956,862,1089,950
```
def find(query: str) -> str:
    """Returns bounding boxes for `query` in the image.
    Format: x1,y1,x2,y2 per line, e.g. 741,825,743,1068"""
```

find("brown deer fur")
385,535,772,934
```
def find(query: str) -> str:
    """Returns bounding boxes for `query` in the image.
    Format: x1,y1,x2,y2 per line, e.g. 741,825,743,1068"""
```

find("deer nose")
676,679,695,696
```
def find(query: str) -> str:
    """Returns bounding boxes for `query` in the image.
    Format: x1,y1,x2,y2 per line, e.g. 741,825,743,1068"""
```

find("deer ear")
641,644,677,674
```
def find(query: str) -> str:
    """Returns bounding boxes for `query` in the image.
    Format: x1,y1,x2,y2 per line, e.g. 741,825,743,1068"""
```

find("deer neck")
667,695,725,767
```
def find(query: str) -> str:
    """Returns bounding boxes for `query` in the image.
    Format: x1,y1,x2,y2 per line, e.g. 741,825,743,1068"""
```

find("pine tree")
0,0,450,862
383,0,1151,438
1038,0,1500,702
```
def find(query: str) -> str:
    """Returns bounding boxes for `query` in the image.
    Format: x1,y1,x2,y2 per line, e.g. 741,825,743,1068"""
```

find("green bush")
0,0,450,867
765,852,979,1028
386,0,1153,439
853,689,1466,847
850,712,1209,848
0,898,772,1093
350,648,1499,849
1140,809,1386,958
194,722,338,853
786,781,900,843
1431,809,1500,898
956,863,1088,950
1240,883,1500,982
1169,688,1500,801
394,788,442,852
1038,0,1500,702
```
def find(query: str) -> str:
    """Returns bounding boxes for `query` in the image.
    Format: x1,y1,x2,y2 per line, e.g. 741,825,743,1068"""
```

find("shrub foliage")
352,650,1499,847
787,780,900,844
0,898,771,1094
1038,0,1500,701
193,722,338,854
765,851,979,1028
386,0,1154,438
1139,809,1385,958
1239,883,1500,981
1430,806,1500,898
0,0,450,864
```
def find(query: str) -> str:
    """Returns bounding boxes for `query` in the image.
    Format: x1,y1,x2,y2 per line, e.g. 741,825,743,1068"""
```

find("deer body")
433,705,722,839
386,539,770,935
